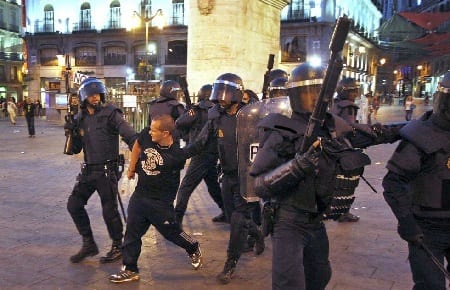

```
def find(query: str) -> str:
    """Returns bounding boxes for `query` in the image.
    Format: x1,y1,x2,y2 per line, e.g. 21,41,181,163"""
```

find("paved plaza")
0,102,440,290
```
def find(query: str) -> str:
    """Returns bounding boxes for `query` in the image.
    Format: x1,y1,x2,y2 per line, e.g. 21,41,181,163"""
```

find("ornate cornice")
258,0,291,10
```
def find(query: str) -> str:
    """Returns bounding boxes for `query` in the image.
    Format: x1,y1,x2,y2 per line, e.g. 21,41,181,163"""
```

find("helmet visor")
210,80,243,104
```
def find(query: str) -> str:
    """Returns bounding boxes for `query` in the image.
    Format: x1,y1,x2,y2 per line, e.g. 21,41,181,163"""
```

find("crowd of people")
59,62,449,290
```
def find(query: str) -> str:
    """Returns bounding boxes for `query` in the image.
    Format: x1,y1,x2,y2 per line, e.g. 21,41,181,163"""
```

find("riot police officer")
174,84,225,225
66,77,137,264
329,77,362,222
148,80,185,138
188,73,264,284
249,62,400,290
268,76,288,99
383,71,450,290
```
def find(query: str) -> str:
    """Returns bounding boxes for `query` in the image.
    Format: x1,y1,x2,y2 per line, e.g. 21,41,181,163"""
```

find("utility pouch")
262,202,276,237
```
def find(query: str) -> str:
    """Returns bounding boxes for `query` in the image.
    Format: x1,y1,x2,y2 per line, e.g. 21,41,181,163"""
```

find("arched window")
109,0,121,29
80,2,91,30
75,46,97,66
43,4,54,32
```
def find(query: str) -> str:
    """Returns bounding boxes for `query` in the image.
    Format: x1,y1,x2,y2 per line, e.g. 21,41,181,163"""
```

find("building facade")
23,0,385,126
0,0,24,102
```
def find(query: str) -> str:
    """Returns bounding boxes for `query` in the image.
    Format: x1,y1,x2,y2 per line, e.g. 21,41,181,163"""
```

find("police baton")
117,154,127,223
360,174,377,193
419,240,450,280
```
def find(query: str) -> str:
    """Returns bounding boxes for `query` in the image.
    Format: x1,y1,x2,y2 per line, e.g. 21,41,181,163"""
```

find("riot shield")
237,96,292,201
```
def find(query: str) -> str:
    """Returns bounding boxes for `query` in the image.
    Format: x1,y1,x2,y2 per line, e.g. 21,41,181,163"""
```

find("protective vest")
253,112,365,214
400,117,450,218
78,105,121,164
208,104,238,174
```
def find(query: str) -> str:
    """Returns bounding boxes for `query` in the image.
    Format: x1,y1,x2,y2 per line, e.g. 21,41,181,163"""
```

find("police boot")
254,228,265,255
70,236,99,263
100,240,122,263
216,258,237,284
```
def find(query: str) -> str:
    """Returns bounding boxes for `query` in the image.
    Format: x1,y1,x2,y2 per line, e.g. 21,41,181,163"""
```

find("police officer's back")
148,80,185,127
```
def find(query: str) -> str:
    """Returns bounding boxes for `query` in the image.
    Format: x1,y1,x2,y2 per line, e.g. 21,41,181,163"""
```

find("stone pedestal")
187,0,290,94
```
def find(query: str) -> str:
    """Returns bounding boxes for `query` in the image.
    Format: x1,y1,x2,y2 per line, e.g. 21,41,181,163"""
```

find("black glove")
398,215,423,245
372,123,402,144
293,142,320,176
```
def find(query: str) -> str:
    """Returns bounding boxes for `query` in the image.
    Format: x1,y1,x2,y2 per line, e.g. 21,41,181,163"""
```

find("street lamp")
133,9,164,97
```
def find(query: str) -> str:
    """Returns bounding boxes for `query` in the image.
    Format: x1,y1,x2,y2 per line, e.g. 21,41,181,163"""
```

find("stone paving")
0,103,441,290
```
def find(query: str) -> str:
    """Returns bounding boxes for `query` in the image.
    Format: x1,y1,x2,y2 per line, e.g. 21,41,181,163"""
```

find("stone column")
187,0,290,94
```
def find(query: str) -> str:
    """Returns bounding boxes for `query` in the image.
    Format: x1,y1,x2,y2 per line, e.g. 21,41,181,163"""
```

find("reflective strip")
287,78,323,88
214,79,242,90
336,174,360,181
268,86,287,91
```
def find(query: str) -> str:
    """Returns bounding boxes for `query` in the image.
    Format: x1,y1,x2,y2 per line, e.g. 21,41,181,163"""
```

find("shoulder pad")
257,113,304,138
167,99,182,106
99,104,120,115
400,119,450,153
337,99,358,109
208,104,221,120
326,113,353,136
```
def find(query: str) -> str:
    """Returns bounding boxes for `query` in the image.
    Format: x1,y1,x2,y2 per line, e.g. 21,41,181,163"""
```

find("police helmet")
287,62,325,113
78,77,107,103
210,73,244,105
160,80,183,100
197,84,212,101
268,77,288,99
269,69,288,82
434,71,450,121
336,77,359,101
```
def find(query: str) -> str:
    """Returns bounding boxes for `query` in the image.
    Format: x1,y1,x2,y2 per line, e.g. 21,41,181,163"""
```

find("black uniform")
148,96,185,141
121,128,201,273
174,99,223,224
250,111,398,290
383,111,450,290
23,100,36,137
67,104,136,253
189,103,263,276
328,97,364,221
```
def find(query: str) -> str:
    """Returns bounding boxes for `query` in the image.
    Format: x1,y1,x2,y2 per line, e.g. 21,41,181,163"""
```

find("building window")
75,47,96,66
40,48,58,66
80,2,92,30
287,0,311,21
143,0,152,18
44,4,54,32
104,46,126,65
166,40,187,65
281,36,306,62
0,65,5,81
10,66,17,81
172,0,185,25
108,0,121,29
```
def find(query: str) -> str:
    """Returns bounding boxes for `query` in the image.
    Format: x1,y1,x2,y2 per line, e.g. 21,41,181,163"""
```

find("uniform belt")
84,161,118,171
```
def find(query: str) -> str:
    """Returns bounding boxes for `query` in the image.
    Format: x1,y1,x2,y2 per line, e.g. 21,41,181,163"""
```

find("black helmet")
336,77,359,101
269,69,288,82
287,62,325,113
268,77,288,99
78,77,107,103
197,84,212,101
434,71,450,122
160,80,183,100
210,73,244,105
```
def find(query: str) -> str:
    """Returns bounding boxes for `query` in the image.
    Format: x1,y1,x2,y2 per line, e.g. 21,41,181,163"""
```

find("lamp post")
133,9,163,98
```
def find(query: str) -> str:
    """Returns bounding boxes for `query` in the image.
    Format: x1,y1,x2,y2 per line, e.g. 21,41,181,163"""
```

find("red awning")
399,12,450,31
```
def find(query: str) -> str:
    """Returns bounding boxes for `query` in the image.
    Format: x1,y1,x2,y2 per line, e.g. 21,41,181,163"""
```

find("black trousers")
122,193,199,272
222,174,260,260
25,114,35,136
175,154,223,218
67,170,123,242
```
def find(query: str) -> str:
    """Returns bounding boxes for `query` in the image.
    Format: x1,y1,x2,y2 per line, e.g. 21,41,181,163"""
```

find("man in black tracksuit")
66,77,137,264
174,84,225,225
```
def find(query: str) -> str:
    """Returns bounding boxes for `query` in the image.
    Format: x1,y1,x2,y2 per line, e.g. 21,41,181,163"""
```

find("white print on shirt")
142,147,164,176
